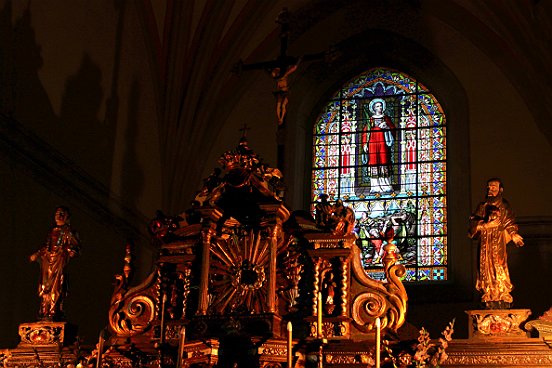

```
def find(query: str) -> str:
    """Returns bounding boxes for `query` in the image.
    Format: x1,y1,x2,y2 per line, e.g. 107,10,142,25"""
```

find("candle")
176,326,186,368
287,322,293,368
317,292,323,338
375,317,381,368
160,293,167,344
96,329,105,368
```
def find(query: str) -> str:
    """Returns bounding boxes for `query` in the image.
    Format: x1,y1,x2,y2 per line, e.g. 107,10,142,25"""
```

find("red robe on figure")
362,115,396,177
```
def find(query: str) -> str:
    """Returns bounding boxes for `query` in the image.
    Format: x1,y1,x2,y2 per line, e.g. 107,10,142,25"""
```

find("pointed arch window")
311,67,447,282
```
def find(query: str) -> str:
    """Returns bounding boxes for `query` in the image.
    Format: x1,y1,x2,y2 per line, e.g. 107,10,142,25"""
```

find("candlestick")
317,292,323,338
287,321,293,368
176,326,186,368
96,329,106,368
375,317,381,368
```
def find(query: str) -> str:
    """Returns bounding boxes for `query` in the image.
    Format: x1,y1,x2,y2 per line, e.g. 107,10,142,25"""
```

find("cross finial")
239,123,251,138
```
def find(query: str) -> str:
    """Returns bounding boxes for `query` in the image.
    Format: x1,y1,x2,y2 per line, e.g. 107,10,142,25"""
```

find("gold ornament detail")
445,352,552,366
467,309,531,338
19,324,64,345
108,272,158,337
350,245,407,332
208,228,282,314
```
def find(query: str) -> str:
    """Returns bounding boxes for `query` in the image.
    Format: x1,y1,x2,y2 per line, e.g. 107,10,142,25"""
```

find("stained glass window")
311,67,447,282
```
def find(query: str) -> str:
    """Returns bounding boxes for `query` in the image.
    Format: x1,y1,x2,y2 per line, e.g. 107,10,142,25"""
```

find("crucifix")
239,123,251,138
233,8,337,174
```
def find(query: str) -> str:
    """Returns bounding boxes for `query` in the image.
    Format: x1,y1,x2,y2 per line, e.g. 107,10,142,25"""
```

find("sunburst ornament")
208,229,272,315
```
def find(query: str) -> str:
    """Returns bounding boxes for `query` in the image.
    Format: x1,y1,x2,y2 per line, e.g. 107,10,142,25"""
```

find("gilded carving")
350,245,407,333
108,272,158,337
19,324,64,345
340,257,349,317
278,241,303,312
29,206,80,321
259,346,286,356
208,228,276,314
445,352,552,366
468,309,531,338
313,195,355,235
526,308,552,339
309,321,349,338
260,362,283,368
468,178,524,309
351,292,386,327
325,354,357,364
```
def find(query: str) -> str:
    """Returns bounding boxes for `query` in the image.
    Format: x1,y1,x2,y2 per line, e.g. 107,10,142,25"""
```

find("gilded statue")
314,194,355,235
468,178,523,309
30,206,80,320
314,194,333,228
332,199,355,235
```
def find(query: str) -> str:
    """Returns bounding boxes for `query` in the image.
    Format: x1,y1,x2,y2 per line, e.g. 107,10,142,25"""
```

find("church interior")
0,0,551,367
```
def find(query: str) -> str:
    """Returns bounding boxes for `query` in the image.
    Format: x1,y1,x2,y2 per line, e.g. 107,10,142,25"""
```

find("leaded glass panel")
311,67,447,282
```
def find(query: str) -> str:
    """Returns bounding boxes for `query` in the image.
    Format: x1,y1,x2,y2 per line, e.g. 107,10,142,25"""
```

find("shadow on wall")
0,0,142,347
509,239,552,318
1,1,123,185
58,53,111,184
121,77,145,211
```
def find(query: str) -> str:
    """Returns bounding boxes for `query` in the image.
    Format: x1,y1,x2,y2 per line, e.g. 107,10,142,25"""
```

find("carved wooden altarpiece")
3,137,550,367
96,137,408,367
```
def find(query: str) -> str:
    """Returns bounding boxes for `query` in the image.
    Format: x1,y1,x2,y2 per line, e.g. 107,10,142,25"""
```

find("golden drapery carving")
468,178,524,308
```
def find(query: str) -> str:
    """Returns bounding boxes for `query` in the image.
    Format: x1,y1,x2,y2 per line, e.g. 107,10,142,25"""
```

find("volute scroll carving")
108,272,159,337
350,245,407,332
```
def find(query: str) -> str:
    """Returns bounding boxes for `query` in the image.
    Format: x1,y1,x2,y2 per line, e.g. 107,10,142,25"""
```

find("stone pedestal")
466,309,531,340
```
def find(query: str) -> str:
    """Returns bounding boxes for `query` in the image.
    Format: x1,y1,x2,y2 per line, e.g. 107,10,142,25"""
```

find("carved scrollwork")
351,292,387,332
350,246,408,332
109,273,158,337
110,295,156,337
382,263,408,330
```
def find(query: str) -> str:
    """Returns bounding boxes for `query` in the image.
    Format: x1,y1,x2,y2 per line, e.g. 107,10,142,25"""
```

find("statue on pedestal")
468,178,523,309
30,206,80,321
314,194,356,235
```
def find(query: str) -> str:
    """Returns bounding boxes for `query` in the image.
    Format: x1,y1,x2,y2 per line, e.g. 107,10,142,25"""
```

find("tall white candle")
287,321,293,368
176,326,186,368
317,292,323,338
375,317,381,368
160,293,167,344
96,329,105,368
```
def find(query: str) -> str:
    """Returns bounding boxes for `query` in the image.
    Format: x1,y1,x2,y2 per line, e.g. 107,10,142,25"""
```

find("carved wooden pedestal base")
443,339,552,367
442,309,552,367
18,321,76,346
466,309,531,339
2,322,78,367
